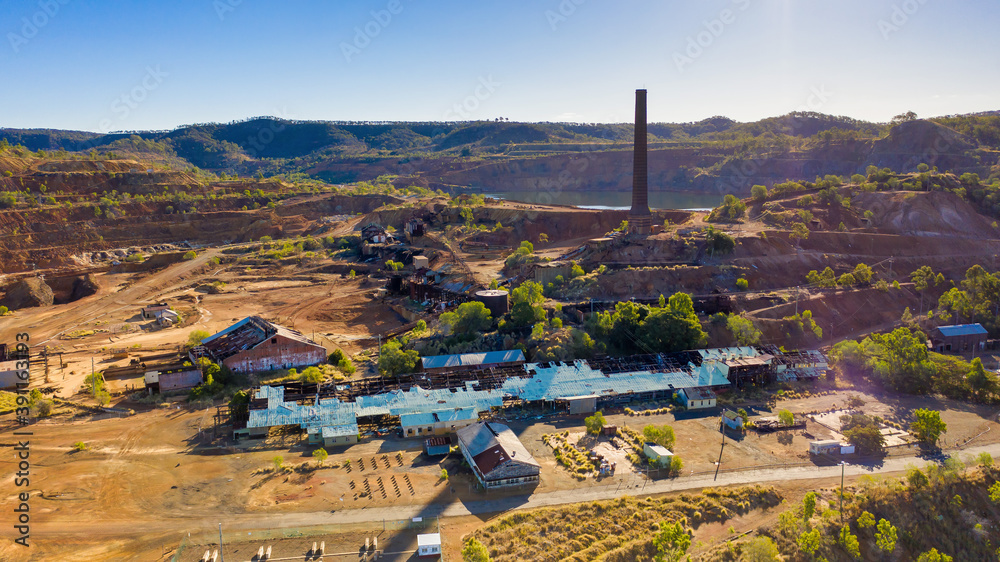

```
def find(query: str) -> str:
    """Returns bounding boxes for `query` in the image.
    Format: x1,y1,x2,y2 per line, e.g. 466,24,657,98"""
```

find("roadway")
31,441,1000,539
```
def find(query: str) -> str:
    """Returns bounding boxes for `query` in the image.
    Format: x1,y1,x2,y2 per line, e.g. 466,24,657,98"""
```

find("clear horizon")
3,0,998,133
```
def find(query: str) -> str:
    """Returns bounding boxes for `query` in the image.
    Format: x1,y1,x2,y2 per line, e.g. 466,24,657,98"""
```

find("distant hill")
2,111,998,194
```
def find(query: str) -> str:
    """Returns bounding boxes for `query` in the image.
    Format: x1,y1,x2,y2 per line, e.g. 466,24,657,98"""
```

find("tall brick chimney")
629,89,652,234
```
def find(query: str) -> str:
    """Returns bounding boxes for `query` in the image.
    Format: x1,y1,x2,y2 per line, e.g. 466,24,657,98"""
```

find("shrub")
72,441,87,451
182,250,197,260
35,399,53,417
187,330,210,347
735,277,748,290
584,411,606,435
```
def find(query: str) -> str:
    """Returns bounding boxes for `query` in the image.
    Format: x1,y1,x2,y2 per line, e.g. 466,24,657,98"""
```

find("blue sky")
2,0,998,132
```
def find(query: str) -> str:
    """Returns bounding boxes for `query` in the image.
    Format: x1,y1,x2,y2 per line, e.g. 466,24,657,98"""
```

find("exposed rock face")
1,277,55,310
70,274,100,301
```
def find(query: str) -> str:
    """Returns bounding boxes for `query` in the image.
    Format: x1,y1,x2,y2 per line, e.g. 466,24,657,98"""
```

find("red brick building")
198,316,326,374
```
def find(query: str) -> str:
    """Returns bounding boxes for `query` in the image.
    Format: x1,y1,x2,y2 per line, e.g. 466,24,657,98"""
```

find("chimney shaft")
629,89,652,232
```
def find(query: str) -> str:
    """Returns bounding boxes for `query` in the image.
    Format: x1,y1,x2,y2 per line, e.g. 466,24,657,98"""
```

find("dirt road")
27,442,1000,541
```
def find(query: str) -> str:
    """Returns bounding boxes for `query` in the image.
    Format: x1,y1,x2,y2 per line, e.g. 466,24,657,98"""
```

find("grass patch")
467,486,782,561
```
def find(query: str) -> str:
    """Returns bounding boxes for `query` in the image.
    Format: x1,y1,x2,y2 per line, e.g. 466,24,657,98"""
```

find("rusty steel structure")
628,88,652,234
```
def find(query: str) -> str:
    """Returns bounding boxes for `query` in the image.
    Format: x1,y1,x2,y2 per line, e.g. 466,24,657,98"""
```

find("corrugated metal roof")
400,407,478,428
247,348,767,436
321,424,359,438
421,350,525,370
937,323,988,337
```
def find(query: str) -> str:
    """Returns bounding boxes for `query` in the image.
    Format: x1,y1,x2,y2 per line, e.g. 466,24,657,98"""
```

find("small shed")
642,442,673,467
932,323,988,353
722,410,743,430
601,425,618,437
417,533,441,558
400,408,479,438
156,309,179,326
321,424,359,447
678,387,716,409
809,440,841,455
412,255,430,269
141,303,170,319
424,436,452,456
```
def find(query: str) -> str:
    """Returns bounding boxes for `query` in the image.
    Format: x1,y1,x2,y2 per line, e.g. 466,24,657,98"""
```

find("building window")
271,338,277,344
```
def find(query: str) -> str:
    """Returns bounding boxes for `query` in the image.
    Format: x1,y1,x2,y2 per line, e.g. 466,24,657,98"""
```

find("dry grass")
467,486,782,562
543,432,598,479
751,462,1000,561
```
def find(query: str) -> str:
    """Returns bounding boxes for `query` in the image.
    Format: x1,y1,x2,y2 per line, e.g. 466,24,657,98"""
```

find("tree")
440,301,493,335
638,300,707,353
802,491,817,520
735,277,749,291
298,366,324,384
839,525,861,560
875,518,897,554
36,399,53,417
726,314,761,345
750,184,768,202
187,329,211,347
841,414,887,454
790,222,809,246
837,273,856,287
643,425,676,449
509,280,545,327
272,455,284,471
462,538,491,562
857,511,875,528
741,536,780,561
704,226,736,254
989,481,1000,503
910,408,947,446
966,357,997,400
570,262,585,278
440,468,449,480
329,349,346,365
652,521,690,562
378,339,419,377
852,263,873,283
916,549,953,562
906,465,929,488
584,411,606,435
312,448,328,466
778,409,794,426
797,528,821,557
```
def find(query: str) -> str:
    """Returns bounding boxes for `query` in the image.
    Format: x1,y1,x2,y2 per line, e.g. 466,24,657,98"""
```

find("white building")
677,387,716,409
417,533,441,558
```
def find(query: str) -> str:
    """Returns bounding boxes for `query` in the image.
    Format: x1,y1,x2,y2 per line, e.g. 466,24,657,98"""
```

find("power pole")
840,462,846,525
218,523,224,562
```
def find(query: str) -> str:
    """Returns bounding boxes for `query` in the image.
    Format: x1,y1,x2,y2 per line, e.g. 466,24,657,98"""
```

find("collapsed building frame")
235,346,827,445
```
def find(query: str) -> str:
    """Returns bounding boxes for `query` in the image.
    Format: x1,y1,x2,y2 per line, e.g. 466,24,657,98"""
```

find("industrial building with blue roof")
238,346,814,447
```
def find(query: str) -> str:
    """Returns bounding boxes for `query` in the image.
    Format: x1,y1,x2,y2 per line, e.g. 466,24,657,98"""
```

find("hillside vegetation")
2,111,998,193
